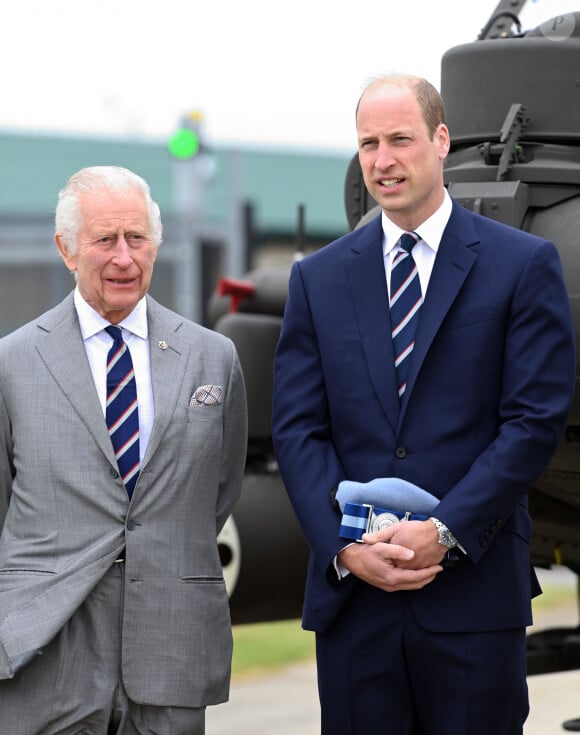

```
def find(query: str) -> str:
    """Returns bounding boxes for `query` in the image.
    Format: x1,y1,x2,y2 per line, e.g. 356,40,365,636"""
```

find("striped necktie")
390,232,423,399
105,325,140,497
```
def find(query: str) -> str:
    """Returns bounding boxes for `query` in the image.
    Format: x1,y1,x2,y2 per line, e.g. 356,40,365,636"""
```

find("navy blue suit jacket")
272,199,575,634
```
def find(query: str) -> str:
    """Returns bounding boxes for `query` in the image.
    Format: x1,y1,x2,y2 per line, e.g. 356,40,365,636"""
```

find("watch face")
431,517,455,548
441,531,455,548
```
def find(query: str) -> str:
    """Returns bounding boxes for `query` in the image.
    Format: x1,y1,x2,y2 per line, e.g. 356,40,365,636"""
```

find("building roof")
0,130,352,237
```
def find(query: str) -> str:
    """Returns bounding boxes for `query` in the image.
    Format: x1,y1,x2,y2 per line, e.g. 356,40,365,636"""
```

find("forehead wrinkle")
87,213,150,235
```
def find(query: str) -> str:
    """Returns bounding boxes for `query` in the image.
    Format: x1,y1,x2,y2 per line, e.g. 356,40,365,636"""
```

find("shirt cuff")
332,543,356,579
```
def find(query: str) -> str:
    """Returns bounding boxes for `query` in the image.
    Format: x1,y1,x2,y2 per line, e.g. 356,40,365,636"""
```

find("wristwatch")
429,517,458,549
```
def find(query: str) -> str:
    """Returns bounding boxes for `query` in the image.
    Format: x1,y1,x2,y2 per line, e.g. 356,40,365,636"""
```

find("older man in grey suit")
0,166,247,734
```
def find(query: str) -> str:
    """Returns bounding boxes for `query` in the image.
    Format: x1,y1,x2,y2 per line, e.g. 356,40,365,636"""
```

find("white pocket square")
189,384,223,407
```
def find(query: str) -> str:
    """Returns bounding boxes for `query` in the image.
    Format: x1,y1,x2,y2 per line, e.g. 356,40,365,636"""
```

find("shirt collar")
382,189,453,256
73,287,149,340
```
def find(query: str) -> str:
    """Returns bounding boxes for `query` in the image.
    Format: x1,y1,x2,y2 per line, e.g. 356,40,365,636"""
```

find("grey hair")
54,165,163,254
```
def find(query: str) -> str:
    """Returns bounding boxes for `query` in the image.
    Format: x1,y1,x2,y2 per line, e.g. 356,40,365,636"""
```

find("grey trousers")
0,562,205,735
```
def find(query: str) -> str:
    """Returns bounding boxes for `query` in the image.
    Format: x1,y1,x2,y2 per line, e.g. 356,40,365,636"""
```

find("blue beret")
336,477,439,515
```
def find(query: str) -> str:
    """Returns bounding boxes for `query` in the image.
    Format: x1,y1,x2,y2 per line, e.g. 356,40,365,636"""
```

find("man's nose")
374,143,396,169
111,237,133,266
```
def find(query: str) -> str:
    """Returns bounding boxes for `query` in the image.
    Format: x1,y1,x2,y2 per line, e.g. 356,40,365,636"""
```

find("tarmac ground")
207,566,580,734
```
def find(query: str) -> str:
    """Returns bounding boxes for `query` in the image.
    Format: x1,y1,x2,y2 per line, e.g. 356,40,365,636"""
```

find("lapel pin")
158,340,168,350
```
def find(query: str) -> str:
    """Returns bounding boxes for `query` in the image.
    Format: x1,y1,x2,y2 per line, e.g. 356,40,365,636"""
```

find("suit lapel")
142,297,191,467
346,217,400,430
35,294,116,465
400,203,479,416
35,295,192,482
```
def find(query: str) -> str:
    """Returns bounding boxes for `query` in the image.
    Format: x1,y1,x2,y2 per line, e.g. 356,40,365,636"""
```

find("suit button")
127,520,136,531
480,529,493,545
110,468,119,479
395,447,407,459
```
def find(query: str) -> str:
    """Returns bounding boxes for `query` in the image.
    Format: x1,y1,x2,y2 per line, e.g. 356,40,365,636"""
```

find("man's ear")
54,234,76,272
435,123,451,160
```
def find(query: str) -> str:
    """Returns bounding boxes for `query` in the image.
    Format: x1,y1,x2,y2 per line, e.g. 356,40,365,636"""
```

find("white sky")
0,0,577,153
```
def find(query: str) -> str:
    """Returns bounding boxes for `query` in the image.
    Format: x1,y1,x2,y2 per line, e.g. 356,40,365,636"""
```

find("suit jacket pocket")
180,575,224,584
185,403,224,424
0,568,56,591
122,575,232,705
441,305,500,332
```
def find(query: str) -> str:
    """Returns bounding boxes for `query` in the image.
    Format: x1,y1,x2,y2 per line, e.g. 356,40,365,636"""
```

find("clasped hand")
337,520,445,592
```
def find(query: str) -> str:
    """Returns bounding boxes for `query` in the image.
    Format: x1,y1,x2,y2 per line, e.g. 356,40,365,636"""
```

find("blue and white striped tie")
390,232,423,399
105,325,140,497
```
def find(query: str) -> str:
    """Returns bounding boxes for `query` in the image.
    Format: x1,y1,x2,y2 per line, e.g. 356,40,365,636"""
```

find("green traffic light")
168,128,200,159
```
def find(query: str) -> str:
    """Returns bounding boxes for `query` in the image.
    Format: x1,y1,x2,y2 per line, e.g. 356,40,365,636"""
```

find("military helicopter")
212,0,580,675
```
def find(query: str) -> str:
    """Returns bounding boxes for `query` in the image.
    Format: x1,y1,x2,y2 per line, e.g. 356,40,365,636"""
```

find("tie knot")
398,232,420,254
105,325,123,344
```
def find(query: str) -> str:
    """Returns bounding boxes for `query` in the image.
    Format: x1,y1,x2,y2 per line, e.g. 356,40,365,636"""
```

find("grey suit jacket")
0,293,248,707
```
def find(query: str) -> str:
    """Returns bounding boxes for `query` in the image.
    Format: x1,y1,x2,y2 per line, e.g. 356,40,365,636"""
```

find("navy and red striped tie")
390,232,423,399
105,325,140,497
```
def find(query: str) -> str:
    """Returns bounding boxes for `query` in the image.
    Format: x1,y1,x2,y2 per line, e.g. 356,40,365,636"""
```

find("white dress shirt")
383,190,453,297
73,288,154,462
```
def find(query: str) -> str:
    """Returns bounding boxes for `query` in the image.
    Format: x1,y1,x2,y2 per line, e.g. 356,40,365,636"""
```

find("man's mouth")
378,178,404,189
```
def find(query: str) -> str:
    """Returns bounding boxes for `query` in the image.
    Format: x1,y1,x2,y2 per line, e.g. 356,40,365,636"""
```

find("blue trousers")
316,583,528,735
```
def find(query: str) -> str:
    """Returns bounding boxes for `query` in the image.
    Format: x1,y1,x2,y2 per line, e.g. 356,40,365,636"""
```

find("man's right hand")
337,540,443,592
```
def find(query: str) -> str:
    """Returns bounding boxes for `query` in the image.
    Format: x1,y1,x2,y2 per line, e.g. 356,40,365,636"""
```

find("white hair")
54,165,163,254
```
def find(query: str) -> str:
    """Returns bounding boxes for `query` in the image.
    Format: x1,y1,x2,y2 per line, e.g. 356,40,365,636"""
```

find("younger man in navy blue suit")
272,74,576,734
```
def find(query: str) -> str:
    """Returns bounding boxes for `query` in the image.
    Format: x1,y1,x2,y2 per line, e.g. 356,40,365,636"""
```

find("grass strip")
231,619,315,680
